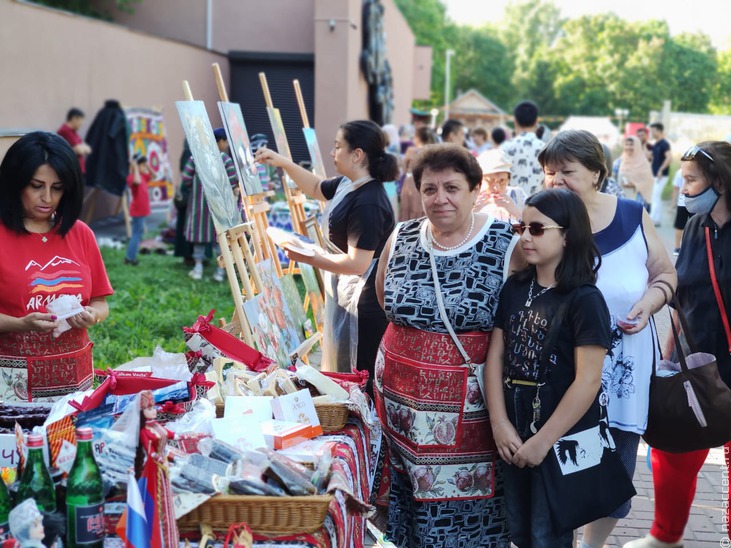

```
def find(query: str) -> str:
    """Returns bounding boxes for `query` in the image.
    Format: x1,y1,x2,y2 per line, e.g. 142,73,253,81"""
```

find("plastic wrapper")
199,437,244,464
166,398,216,435
258,448,317,496
46,294,84,338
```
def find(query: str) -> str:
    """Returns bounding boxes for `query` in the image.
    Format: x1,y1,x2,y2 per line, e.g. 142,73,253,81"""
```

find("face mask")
684,185,720,215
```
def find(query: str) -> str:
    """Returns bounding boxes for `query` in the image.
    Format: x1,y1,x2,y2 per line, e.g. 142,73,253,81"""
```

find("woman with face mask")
626,141,731,548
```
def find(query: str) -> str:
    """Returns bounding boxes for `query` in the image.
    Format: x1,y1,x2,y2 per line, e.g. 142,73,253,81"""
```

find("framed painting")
302,127,327,179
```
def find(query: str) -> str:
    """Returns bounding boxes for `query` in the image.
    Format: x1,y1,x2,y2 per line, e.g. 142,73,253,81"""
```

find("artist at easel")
255,120,396,396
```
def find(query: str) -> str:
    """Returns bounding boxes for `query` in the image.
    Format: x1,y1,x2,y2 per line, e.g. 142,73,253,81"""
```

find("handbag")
536,287,636,533
642,294,731,453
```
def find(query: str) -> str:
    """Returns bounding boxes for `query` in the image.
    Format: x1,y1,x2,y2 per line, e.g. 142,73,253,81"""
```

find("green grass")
89,247,235,370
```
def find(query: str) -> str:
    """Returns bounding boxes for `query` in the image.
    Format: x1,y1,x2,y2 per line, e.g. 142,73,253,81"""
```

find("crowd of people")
0,98,729,548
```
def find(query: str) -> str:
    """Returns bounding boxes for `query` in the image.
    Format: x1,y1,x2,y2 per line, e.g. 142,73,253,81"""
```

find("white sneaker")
624,535,683,548
188,268,202,280
212,269,225,282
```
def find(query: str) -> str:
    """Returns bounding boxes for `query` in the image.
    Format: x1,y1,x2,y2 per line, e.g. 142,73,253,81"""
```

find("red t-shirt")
0,221,113,317
127,172,152,217
57,123,86,174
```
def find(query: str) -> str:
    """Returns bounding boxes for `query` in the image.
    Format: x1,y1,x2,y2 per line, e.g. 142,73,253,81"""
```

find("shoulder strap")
705,226,731,354
535,287,580,385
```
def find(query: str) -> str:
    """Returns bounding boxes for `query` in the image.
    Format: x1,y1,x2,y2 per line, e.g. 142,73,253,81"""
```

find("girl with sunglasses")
626,141,731,548
537,130,676,548
485,189,613,546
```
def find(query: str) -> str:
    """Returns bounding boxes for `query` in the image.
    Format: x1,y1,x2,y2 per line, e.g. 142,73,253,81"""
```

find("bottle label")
72,502,105,544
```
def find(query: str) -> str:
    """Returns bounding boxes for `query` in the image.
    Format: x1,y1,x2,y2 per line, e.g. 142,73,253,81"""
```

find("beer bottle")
66,427,105,548
16,433,56,513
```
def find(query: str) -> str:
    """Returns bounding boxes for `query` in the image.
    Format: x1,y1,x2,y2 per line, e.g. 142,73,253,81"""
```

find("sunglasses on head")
511,222,564,236
681,145,714,163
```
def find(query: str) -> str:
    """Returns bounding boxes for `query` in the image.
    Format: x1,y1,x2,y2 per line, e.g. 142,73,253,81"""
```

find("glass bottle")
0,477,11,539
66,427,105,548
16,433,56,513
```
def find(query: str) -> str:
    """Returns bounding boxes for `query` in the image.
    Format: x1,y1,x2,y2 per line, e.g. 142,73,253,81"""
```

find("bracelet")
649,284,670,305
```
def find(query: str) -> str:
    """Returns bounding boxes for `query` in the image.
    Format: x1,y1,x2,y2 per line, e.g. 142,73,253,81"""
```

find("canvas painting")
176,101,241,233
218,101,264,196
242,294,291,369
299,263,321,297
257,259,303,350
280,273,307,336
266,107,292,160
302,127,327,179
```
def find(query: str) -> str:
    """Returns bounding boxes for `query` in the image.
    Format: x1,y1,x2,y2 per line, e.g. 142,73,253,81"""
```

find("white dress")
594,198,658,434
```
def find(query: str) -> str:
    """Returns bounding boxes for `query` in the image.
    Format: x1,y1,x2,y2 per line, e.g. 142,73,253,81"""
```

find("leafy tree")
33,0,141,19
710,47,731,114
452,26,515,111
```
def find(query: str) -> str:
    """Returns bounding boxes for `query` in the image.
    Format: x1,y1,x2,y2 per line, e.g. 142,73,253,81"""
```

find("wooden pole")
182,80,194,102
293,79,310,129
259,72,273,108
212,63,229,103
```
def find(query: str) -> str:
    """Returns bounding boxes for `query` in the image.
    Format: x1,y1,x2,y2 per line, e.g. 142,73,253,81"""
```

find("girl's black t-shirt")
495,276,611,385
320,176,395,315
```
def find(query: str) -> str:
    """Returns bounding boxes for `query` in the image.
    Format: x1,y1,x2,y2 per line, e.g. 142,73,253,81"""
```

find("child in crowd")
485,189,613,546
125,154,152,265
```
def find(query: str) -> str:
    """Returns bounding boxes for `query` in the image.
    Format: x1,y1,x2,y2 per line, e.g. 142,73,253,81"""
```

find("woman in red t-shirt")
0,132,113,402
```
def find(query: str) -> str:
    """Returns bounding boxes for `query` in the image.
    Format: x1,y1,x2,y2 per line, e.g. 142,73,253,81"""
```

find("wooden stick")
212,63,229,102
217,232,255,346
293,79,310,128
182,80,194,101
259,73,273,108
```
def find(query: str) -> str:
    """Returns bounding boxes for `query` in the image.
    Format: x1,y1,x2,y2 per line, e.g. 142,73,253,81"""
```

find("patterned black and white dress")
375,216,515,548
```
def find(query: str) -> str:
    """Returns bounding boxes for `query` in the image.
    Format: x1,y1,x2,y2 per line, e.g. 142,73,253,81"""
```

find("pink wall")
0,0,229,219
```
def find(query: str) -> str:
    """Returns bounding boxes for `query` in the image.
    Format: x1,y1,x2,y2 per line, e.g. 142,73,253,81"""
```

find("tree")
452,26,515,111
33,0,141,19
710,47,731,114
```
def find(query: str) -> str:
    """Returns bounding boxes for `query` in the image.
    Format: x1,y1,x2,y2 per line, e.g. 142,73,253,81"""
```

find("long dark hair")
516,189,601,293
340,120,399,182
0,131,84,236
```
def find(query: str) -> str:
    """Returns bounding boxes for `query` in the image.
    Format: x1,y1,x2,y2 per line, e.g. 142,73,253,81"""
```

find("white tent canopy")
558,116,621,148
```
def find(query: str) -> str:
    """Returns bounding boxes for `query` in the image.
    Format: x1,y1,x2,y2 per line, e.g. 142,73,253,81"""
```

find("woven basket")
314,402,349,433
177,494,332,535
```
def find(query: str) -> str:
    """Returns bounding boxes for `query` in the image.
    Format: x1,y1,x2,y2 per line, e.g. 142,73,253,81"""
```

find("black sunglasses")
681,145,714,163
511,222,564,236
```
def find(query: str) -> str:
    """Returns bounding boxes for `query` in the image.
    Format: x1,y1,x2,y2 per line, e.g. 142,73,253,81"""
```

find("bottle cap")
76,427,93,441
27,434,44,448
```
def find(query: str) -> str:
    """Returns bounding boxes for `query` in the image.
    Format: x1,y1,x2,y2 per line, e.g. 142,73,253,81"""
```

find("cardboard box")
260,420,315,450
270,390,323,437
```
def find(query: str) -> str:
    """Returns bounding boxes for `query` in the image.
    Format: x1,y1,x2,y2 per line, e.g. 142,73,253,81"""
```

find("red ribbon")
182,309,216,334
189,372,215,389
159,401,186,415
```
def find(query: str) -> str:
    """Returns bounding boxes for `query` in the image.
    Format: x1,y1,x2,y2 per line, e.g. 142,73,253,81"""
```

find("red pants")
649,442,731,543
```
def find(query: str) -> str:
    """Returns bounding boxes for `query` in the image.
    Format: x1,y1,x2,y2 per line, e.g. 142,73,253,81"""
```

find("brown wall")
0,0,228,182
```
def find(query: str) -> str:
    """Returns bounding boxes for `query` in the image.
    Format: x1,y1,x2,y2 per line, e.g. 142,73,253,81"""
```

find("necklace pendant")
525,297,532,307
41,236,48,243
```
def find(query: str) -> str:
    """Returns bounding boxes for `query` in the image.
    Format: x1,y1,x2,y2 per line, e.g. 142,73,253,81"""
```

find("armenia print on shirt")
506,307,549,380
24,255,83,312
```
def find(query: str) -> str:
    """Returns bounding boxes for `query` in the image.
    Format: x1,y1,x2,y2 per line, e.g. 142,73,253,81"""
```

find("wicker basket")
177,494,332,535
314,402,349,433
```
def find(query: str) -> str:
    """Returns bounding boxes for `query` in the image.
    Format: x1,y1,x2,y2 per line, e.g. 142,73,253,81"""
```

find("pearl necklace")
525,278,555,307
428,213,475,251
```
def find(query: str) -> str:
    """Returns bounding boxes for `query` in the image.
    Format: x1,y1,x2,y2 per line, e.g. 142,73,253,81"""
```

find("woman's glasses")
681,145,714,163
511,222,564,236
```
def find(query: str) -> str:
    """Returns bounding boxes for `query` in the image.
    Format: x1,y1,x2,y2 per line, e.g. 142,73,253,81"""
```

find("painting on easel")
176,101,241,232
218,102,263,196
303,127,327,179
266,107,292,160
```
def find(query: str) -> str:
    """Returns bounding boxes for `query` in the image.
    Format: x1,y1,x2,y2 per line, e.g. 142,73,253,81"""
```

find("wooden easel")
259,72,309,237
212,64,283,277
180,80,254,346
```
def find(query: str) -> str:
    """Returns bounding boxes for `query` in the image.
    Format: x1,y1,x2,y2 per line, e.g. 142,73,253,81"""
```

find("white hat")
477,149,512,175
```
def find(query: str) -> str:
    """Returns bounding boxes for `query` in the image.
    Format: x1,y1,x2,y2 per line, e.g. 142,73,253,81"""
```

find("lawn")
90,246,236,370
